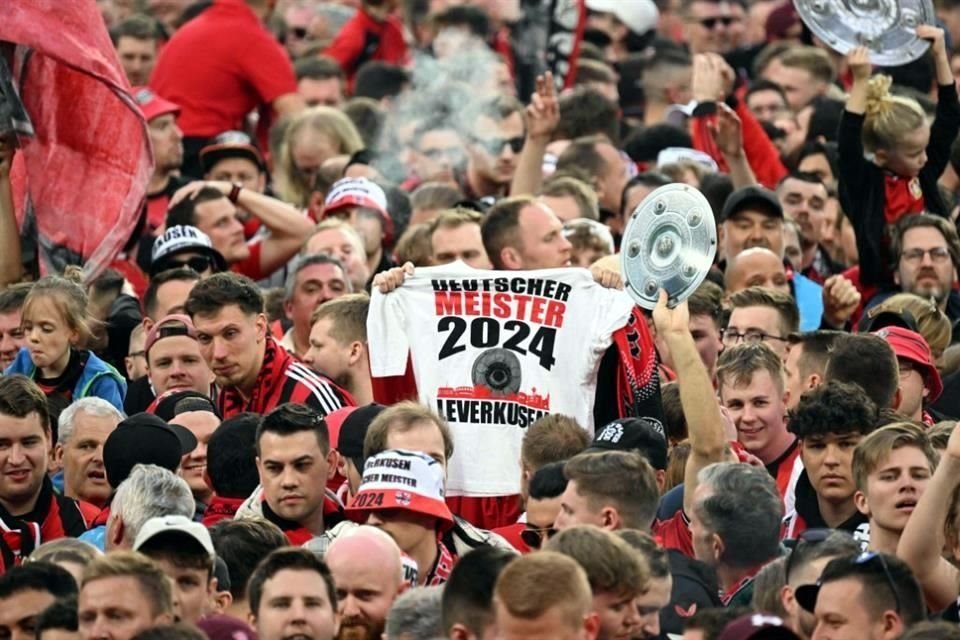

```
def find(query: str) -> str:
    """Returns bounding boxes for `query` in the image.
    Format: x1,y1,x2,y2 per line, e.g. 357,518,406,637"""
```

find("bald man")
325,525,407,640
724,247,791,296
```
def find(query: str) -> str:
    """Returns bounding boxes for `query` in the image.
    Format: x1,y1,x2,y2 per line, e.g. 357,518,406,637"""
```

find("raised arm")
896,422,960,610
510,72,560,197
652,290,727,515
709,103,757,189
0,142,21,287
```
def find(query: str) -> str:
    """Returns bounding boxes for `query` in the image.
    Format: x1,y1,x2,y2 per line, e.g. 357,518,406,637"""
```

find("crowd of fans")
6,0,960,638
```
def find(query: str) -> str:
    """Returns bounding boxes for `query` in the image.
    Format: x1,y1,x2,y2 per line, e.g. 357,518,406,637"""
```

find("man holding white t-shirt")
369,195,658,530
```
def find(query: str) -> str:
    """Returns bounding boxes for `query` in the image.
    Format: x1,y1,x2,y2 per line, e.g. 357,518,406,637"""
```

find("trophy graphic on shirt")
621,183,717,310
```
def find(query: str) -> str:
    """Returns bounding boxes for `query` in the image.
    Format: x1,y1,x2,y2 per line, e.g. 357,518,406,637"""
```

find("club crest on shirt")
909,177,922,199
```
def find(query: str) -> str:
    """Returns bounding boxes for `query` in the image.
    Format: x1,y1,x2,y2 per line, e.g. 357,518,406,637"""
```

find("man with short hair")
873,326,944,423
824,334,900,410
724,248,791,296
325,526,406,640
779,531,861,639
281,254,351,358
617,531,674,640
520,414,591,501
111,14,162,86
682,0,741,54
777,173,838,282
853,423,937,555
639,48,694,127
246,548,339,640
106,464,196,551
0,562,78,640
304,294,373,406
0,376,98,558
304,219,372,293
795,552,926,640
783,331,842,410
204,413,262,526
500,462,566,552
166,183,314,282
143,314,215,411
132,88,188,233
78,551,175,640
409,121,467,188
769,47,835,113
683,281,725,380
0,283,30,372
209,519,287,622
442,546,516,640
493,551,600,640
784,380,878,539
745,80,790,124
199,131,269,196
143,268,201,327
463,95,526,200
555,136,629,216
156,392,221,511
545,526,646,640
56,398,123,508
254,403,346,547
185,273,352,417
294,56,345,108
725,287,800,359
480,195,572,269
428,209,492,269
554,451,660,532
134,515,216,624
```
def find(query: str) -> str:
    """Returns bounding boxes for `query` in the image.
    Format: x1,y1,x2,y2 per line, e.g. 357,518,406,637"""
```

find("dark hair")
294,56,344,81
788,380,878,439
354,62,410,102
440,547,516,637
824,334,899,409
209,520,287,601
0,282,32,314
256,403,329,455
432,4,491,38
131,624,208,640
207,413,261,499
138,533,214,579
36,597,79,638
784,530,860,584
528,461,568,500
684,607,750,638
184,272,264,318
660,382,688,443
556,137,613,186
621,172,672,217
0,562,77,601
247,549,336,616
745,79,788,105
797,141,839,180
480,196,530,270
555,88,619,143
624,124,693,163
890,213,960,273
779,170,828,192
165,186,229,229
143,268,201,319
805,96,845,143
787,330,842,380
818,553,925,626
109,13,163,43
0,375,51,434
616,530,670,580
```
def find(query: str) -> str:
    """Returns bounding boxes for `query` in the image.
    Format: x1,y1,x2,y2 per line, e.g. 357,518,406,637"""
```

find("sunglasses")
520,526,556,550
853,551,901,613
163,255,213,274
697,16,736,28
474,136,525,156
784,528,832,583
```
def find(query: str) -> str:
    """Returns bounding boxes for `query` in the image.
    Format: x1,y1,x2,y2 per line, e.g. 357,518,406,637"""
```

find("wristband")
228,183,243,204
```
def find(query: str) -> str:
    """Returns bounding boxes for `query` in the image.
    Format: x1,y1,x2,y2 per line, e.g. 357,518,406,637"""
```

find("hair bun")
61,265,85,286
865,74,893,118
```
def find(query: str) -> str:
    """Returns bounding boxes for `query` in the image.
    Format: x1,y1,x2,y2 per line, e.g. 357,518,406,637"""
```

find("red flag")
1,0,152,282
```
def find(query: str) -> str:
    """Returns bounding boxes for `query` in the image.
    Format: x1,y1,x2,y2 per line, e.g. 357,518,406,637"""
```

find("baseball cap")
872,326,943,401
322,178,393,233
587,418,668,471
144,314,198,356
858,308,920,334
346,449,454,527
199,130,266,175
150,225,228,276
103,413,198,488
150,389,221,423
718,613,801,640
132,87,180,122
134,515,216,559
720,185,783,223
336,404,387,461
585,0,659,35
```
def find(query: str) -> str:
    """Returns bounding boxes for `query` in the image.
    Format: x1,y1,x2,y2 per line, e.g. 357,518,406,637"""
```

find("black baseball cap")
857,308,920,335
587,417,668,470
199,130,266,174
151,389,222,423
336,404,387,461
104,413,199,488
719,185,783,223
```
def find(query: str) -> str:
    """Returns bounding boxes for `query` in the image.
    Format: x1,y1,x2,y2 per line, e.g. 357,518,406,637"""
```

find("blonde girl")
4,273,126,419
837,27,960,289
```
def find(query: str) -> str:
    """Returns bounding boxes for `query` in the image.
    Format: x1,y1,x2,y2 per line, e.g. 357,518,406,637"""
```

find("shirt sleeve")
367,288,412,376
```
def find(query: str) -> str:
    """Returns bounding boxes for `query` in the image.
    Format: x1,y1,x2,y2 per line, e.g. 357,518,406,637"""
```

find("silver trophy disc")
621,183,717,310
794,0,935,66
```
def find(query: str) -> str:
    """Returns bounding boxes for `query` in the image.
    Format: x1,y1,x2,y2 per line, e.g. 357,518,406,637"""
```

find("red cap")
132,87,180,122
872,326,943,401
145,314,198,355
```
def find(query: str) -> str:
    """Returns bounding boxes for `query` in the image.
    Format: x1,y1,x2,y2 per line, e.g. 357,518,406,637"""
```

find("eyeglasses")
901,247,951,264
784,528,832,583
159,255,213,274
473,136,525,156
520,526,556,549
721,329,788,345
696,16,736,29
853,551,901,613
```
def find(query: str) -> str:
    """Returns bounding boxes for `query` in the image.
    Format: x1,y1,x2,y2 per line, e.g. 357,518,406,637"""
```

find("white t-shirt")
367,261,635,496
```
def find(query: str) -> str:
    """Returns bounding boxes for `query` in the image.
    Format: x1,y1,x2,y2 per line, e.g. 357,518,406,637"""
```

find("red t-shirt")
883,174,925,225
323,8,408,83
150,0,297,138
653,510,696,558
231,238,265,280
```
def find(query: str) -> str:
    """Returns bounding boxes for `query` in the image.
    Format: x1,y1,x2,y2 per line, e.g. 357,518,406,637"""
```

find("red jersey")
323,8,408,84
150,0,297,137
883,174,925,225
653,510,696,558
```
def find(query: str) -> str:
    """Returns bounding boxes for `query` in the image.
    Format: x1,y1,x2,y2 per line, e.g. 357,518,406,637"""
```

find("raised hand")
652,288,690,336
708,102,744,158
848,46,872,83
526,71,560,142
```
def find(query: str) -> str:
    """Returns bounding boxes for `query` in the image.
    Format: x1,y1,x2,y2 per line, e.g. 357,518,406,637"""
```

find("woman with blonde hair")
275,106,365,208
865,293,952,359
